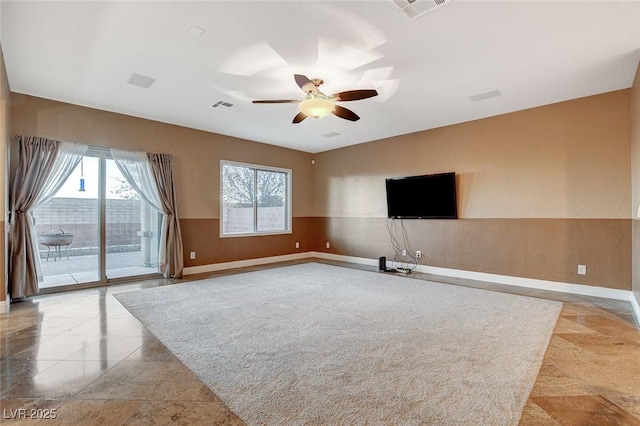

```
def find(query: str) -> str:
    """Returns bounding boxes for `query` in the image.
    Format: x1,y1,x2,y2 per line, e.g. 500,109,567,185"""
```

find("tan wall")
181,217,317,267
315,90,630,219
314,91,632,290
317,217,630,290
11,94,314,218
0,44,10,302
631,62,640,302
10,94,315,268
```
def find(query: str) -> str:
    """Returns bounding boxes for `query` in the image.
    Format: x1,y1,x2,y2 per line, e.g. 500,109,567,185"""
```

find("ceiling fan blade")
252,100,299,104
292,112,307,124
331,89,378,102
294,74,317,94
332,105,360,122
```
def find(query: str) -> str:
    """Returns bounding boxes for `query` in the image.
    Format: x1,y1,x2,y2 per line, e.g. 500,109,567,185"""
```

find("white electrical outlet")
402,249,407,256
190,251,196,260
578,264,587,275
295,242,300,249
416,250,422,258
326,242,330,249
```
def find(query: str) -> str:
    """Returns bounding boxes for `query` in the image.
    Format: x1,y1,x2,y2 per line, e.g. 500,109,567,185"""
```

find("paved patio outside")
39,251,159,288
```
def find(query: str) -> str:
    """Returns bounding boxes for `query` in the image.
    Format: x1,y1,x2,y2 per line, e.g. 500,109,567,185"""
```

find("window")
220,160,291,237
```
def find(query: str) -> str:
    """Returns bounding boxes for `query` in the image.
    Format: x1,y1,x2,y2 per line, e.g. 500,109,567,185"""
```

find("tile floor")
1,259,639,425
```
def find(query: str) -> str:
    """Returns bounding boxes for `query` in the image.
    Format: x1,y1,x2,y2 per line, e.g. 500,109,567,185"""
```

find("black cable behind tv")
385,172,458,219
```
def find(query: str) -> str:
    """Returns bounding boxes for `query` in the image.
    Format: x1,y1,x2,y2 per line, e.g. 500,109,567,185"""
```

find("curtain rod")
14,136,167,156
13,135,110,152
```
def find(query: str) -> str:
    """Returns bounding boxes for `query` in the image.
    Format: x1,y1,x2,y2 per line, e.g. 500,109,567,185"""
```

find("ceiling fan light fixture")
299,93,334,118
254,74,377,124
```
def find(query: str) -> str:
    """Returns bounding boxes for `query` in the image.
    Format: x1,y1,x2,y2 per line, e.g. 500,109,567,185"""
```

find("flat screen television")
385,172,457,219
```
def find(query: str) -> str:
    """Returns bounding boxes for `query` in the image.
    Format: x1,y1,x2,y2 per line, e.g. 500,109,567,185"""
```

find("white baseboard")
0,298,9,314
311,252,380,268
631,292,640,325
181,251,638,324
183,252,314,275
420,264,631,301
311,252,632,302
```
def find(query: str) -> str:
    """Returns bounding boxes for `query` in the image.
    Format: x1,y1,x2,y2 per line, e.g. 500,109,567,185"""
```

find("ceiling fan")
252,74,378,123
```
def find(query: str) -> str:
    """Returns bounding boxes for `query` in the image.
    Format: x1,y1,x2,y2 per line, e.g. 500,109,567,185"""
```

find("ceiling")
1,1,639,153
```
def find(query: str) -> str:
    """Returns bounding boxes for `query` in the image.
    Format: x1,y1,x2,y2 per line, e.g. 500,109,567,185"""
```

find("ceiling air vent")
128,73,156,89
322,132,341,138
189,26,205,38
211,101,238,112
392,0,450,20
469,89,502,102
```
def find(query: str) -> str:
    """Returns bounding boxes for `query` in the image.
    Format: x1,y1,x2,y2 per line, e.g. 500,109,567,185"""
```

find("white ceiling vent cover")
393,0,450,20
469,89,502,102
322,132,341,138
211,101,238,112
128,73,156,89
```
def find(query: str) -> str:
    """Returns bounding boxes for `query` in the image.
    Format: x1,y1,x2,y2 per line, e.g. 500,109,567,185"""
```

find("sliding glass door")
105,158,160,279
32,149,161,290
32,157,100,288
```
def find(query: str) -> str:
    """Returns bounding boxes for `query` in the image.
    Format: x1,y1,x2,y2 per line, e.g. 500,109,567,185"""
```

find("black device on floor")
379,256,396,273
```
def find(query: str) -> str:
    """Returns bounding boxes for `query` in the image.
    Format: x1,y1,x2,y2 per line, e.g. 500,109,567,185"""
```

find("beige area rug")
115,263,562,425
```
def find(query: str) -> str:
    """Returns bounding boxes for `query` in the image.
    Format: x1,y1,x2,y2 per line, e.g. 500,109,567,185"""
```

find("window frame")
219,160,292,238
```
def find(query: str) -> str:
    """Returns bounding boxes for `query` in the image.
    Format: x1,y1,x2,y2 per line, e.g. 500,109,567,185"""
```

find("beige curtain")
147,153,184,278
9,136,87,298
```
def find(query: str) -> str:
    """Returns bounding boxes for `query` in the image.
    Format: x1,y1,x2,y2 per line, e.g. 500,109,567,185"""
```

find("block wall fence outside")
32,197,142,252
223,206,286,233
